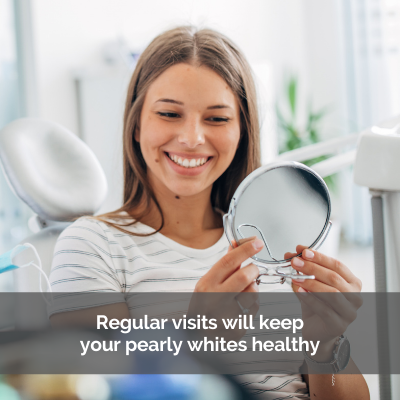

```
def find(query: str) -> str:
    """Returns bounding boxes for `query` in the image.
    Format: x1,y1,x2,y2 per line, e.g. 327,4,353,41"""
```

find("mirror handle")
312,220,333,251
237,223,278,262
223,214,235,248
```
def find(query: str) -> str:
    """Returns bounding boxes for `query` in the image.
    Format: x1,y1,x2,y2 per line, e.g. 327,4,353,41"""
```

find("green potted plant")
276,75,336,192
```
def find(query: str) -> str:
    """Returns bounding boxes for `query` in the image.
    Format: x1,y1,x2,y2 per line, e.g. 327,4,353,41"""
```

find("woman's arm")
306,363,369,400
301,343,369,399
289,246,370,400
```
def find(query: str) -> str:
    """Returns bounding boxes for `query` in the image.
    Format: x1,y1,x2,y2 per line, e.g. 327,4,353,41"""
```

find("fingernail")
293,257,304,267
298,287,306,292
304,249,314,259
293,278,305,282
253,239,264,250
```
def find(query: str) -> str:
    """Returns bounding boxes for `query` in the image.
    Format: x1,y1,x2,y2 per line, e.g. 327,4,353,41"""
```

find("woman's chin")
163,182,212,199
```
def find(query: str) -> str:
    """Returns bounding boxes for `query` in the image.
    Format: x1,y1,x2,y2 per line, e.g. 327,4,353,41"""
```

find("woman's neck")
138,179,223,249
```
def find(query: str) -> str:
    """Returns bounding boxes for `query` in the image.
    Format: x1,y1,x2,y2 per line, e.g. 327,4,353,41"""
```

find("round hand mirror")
223,161,332,284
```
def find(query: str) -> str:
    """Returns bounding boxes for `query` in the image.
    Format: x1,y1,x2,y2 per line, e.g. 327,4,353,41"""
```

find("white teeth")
168,153,209,168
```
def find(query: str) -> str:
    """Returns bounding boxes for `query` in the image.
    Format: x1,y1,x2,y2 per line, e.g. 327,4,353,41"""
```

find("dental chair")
0,118,107,326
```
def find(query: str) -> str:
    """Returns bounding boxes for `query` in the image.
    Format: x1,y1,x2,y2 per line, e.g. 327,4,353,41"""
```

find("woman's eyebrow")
156,98,184,105
207,104,232,110
155,98,232,110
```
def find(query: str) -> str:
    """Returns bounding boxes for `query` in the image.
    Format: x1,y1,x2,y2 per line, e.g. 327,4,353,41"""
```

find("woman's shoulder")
59,213,154,243
53,214,139,262
59,216,110,239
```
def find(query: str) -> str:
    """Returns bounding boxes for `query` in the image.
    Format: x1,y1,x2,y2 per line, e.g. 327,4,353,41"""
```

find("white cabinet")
75,68,131,214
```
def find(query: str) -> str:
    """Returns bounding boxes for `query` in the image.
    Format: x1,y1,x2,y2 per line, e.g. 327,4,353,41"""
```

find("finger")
228,239,238,253
210,239,264,284
228,236,257,253
292,281,304,293
292,276,341,293
237,236,257,246
291,259,349,292
223,263,259,292
295,246,360,286
284,251,297,260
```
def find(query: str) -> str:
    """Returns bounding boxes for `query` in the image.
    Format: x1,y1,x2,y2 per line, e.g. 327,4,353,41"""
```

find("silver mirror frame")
223,161,332,284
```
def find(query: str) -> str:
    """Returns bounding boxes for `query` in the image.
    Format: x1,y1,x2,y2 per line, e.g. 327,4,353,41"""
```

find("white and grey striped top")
49,216,309,399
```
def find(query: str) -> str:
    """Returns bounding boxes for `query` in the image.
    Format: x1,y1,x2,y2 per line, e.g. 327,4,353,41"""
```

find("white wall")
302,0,348,139
31,0,310,136
29,0,350,211
28,0,318,211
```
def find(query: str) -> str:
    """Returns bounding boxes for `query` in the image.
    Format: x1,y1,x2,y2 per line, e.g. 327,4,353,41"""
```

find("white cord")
21,243,53,305
31,263,53,305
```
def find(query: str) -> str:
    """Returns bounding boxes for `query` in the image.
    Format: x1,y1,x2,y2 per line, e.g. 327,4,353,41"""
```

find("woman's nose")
177,118,206,148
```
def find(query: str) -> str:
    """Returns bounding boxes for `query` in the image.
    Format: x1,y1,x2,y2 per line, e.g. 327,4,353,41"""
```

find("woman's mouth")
165,152,212,169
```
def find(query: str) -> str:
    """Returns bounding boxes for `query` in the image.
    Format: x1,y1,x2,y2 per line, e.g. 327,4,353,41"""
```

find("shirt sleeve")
48,217,125,316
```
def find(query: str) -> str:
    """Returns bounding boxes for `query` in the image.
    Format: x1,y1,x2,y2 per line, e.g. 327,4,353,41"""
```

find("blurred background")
1,0,400,398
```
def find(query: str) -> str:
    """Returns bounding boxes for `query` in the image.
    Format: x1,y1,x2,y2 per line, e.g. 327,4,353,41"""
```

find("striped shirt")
49,216,309,399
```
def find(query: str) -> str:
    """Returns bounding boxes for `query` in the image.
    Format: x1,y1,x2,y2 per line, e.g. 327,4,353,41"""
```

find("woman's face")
136,63,241,198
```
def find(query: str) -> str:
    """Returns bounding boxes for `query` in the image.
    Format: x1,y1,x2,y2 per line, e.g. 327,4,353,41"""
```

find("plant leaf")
288,76,297,118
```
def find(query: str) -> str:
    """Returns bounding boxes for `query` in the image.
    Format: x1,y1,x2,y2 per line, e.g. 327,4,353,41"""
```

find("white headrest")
0,118,108,221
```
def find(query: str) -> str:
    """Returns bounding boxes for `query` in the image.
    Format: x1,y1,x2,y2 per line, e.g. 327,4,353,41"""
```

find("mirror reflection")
232,164,330,263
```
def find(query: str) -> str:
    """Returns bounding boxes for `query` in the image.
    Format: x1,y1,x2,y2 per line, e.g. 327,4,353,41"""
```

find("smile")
166,152,211,168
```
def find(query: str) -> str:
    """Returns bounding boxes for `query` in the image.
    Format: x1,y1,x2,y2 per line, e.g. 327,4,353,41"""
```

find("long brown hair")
95,25,261,234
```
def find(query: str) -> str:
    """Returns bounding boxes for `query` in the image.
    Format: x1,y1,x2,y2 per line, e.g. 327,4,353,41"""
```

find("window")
0,0,32,290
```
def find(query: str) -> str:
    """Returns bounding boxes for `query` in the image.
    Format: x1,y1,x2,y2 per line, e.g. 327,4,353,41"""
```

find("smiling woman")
48,26,369,400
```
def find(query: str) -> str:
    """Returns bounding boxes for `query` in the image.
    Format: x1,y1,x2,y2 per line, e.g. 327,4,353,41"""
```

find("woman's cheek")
141,123,172,156
215,129,240,161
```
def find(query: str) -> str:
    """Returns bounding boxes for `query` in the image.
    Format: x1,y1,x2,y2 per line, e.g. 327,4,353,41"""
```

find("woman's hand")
287,245,363,360
289,245,362,293
194,237,263,293
189,237,264,341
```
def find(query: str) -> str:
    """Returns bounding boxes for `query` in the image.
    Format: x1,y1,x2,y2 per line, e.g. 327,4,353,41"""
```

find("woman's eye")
157,112,229,123
208,117,229,123
157,112,180,118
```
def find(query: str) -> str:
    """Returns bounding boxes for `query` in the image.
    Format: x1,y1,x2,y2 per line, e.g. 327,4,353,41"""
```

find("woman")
49,26,369,399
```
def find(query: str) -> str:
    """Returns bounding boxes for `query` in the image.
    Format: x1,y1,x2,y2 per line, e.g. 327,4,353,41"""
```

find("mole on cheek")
175,196,180,199
155,159,159,163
